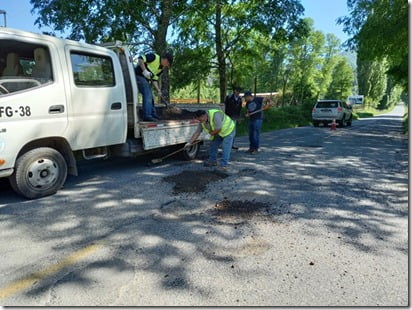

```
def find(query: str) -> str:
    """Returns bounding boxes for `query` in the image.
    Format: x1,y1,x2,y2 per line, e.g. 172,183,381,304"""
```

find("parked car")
312,99,352,127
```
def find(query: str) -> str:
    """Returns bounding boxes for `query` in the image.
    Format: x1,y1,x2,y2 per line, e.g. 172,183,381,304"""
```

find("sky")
0,0,351,43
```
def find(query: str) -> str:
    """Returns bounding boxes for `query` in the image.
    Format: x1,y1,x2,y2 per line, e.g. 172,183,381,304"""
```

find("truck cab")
0,28,211,199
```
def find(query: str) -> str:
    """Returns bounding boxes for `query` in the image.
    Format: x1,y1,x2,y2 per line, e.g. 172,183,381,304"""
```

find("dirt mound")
164,170,228,194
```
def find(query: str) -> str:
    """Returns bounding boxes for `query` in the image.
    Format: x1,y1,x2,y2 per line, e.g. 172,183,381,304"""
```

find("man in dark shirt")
224,86,242,149
134,52,173,121
244,91,272,154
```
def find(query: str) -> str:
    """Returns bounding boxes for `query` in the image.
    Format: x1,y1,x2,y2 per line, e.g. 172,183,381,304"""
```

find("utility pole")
0,10,6,27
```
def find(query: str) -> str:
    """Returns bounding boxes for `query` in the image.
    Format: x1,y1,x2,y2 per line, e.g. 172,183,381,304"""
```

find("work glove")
143,69,152,79
184,142,192,149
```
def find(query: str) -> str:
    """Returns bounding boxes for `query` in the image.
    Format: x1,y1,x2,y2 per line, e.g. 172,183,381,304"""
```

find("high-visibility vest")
143,54,162,81
201,109,235,138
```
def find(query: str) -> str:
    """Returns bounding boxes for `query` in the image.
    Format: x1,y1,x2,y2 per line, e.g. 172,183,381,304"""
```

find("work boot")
204,161,218,167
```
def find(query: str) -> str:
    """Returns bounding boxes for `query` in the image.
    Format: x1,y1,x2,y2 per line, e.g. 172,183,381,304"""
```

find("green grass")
352,105,396,120
236,105,312,136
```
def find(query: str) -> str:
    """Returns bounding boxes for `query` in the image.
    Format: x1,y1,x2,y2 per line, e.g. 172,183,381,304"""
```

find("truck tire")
9,147,68,199
347,115,352,126
181,142,200,160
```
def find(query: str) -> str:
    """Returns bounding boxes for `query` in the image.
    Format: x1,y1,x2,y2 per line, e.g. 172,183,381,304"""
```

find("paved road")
0,104,408,306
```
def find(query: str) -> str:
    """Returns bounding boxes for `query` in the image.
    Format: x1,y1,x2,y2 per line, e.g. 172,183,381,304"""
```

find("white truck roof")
0,27,111,53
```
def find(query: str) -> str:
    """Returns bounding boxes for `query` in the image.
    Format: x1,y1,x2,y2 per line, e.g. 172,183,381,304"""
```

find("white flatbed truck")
0,28,219,199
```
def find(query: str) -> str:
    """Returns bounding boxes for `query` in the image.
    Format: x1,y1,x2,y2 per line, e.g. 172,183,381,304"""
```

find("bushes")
236,104,312,136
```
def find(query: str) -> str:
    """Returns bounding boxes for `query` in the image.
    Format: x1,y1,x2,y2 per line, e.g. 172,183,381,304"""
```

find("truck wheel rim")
27,158,58,189
186,144,198,156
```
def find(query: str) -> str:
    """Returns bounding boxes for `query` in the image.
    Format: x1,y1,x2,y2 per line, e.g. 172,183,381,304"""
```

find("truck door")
65,47,127,150
0,38,68,173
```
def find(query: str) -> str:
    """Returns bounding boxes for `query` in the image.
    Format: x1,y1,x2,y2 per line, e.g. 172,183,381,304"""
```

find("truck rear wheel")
182,142,200,160
10,147,68,199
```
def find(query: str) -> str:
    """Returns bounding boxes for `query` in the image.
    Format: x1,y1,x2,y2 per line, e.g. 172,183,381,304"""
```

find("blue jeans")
248,119,263,150
209,129,235,166
136,75,159,119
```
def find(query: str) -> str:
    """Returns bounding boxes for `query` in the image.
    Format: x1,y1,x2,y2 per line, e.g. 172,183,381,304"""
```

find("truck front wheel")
10,147,68,199
182,142,200,160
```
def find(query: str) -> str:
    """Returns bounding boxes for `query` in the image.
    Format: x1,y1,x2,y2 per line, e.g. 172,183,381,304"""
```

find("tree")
326,57,354,100
316,33,341,99
338,0,408,89
176,0,307,103
30,0,188,101
287,19,325,104
357,57,387,108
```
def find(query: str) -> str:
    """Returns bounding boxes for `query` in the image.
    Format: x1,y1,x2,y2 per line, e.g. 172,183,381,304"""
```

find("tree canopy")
338,0,408,89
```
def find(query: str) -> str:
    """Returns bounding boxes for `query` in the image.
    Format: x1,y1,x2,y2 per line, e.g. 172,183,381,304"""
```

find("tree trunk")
154,0,173,103
197,77,201,104
215,0,226,104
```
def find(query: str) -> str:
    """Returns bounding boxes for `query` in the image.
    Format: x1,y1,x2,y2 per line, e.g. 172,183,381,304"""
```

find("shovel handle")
151,140,201,163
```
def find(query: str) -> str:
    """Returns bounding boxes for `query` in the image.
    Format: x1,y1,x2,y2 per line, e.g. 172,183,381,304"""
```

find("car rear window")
316,101,339,108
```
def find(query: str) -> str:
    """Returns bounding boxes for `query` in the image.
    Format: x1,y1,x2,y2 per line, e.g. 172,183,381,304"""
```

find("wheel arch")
17,137,77,176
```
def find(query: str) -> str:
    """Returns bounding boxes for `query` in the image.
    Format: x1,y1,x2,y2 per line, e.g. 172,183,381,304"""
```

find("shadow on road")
0,110,408,304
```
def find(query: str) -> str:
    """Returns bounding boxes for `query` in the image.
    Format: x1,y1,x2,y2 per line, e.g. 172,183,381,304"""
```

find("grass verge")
236,105,312,136
352,105,396,120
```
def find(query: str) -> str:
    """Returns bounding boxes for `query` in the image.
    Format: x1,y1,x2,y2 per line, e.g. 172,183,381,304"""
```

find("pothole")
214,199,271,219
164,170,228,194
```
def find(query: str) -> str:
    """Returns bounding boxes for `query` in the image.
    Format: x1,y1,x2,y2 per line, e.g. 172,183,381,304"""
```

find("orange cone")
330,119,337,130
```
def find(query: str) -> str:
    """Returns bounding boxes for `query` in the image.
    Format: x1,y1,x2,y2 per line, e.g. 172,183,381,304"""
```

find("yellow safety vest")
143,54,162,81
201,109,235,138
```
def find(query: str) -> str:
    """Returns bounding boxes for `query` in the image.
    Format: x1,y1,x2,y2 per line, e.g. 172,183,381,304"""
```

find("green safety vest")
143,54,162,81
201,109,235,138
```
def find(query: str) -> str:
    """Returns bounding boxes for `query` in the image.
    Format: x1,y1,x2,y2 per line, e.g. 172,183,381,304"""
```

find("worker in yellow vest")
186,109,235,168
134,52,173,121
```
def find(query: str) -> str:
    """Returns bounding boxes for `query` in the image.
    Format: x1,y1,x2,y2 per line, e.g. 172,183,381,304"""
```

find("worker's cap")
162,52,174,66
195,110,207,118
243,91,253,97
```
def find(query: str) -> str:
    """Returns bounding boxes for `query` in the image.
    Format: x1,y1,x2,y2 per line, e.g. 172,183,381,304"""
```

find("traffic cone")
330,118,337,130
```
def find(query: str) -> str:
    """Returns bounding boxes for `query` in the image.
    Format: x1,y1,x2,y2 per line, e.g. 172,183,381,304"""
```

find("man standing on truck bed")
135,52,173,121
186,109,235,169
224,86,242,150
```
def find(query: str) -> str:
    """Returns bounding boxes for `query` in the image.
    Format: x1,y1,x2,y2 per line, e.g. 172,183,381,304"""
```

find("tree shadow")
0,114,407,305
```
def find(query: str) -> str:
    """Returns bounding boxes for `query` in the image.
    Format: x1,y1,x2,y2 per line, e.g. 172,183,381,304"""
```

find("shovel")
161,96,182,113
151,140,201,164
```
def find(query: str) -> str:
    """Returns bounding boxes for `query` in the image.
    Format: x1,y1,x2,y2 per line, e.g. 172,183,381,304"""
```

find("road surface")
0,104,408,306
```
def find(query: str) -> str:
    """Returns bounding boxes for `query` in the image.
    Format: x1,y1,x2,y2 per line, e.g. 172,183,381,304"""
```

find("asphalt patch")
214,198,271,219
164,170,229,194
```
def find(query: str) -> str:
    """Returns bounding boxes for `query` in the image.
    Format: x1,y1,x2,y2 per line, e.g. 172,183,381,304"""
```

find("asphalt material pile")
214,198,271,219
139,107,196,120
163,169,228,194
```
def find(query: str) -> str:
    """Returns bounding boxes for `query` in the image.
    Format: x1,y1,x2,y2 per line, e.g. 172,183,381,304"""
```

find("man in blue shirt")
244,91,272,154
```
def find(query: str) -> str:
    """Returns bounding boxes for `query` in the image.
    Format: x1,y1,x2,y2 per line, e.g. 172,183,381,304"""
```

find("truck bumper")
0,168,13,178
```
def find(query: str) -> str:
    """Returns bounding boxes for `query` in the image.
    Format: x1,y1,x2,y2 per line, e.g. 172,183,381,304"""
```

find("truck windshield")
0,40,53,96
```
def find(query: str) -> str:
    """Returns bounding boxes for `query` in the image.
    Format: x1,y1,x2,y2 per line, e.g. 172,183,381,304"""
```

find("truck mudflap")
140,120,202,150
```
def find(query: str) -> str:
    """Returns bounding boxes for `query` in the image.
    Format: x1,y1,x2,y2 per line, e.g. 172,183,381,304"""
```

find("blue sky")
300,0,350,43
0,0,350,43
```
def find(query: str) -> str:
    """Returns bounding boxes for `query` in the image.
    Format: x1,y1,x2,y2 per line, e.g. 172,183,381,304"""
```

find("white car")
312,100,353,127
